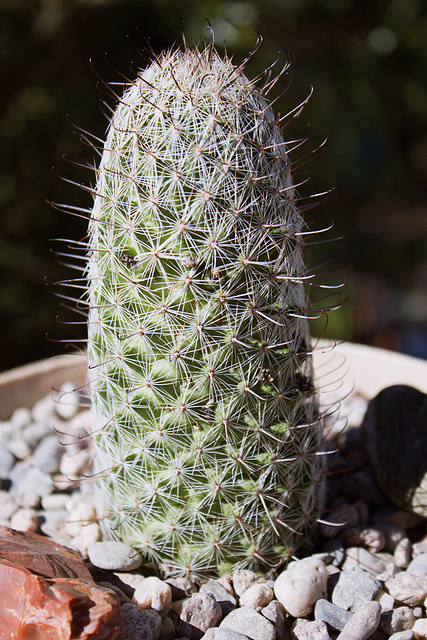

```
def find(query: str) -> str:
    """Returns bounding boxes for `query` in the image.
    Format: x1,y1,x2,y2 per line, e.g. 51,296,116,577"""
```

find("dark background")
1,0,426,372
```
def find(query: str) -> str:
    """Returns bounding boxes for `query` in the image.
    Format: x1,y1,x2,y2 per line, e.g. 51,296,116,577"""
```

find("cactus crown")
81,40,326,579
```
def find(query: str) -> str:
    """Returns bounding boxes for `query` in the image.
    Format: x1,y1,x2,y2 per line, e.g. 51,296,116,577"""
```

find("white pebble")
10,508,39,532
133,576,172,617
232,569,258,597
10,407,32,430
71,521,101,557
87,540,142,571
240,583,274,611
7,439,32,460
114,572,146,590
412,618,427,639
54,382,79,419
274,557,328,618
0,490,18,520
60,449,92,480
394,538,412,569
65,501,97,538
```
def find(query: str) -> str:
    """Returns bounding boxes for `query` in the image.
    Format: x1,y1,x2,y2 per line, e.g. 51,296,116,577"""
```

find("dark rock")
362,385,427,517
118,604,161,640
0,557,121,639
0,524,93,582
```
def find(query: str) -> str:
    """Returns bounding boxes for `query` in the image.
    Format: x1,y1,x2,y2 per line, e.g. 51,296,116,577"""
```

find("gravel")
1,385,427,639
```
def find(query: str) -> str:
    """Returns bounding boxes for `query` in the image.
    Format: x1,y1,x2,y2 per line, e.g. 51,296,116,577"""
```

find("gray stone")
32,435,63,474
178,593,223,640
87,540,142,571
407,553,427,577
260,600,288,639
159,615,176,640
331,568,382,611
291,618,331,640
199,579,237,615
220,607,275,640
21,421,53,447
385,572,427,606
117,604,162,640
341,547,388,575
388,632,414,640
314,599,352,632
380,606,415,635
362,385,427,517
203,628,251,640
336,601,381,640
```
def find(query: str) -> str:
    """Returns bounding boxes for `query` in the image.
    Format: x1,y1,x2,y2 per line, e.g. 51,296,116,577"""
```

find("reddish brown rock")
0,524,93,581
0,558,121,639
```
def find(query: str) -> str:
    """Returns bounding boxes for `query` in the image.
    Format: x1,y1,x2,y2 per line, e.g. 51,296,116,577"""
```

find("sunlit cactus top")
86,40,324,578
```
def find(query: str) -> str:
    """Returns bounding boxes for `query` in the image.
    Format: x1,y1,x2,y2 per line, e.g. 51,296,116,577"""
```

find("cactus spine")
86,42,324,578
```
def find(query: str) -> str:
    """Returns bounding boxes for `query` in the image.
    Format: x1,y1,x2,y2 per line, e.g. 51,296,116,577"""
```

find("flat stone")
0,525,93,581
331,568,382,612
220,607,275,640
341,547,388,575
118,604,162,640
87,541,142,571
199,579,237,615
389,631,414,640
336,601,381,640
178,592,223,640
0,557,121,639
275,557,328,618
362,385,427,517
260,600,288,638
314,599,352,632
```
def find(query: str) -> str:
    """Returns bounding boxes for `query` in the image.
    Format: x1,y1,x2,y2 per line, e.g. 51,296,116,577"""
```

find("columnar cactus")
85,41,325,578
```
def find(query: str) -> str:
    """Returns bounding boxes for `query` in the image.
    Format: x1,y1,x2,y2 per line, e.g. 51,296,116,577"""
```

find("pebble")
336,601,381,640
320,503,359,538
389,632,415,640
274,557,328,617
386,573,427,607
178,593,223,640
341,547,388,575
219,607,276,640
0,445,15,479
314,599,352,631
159,615,175,640
199,579,237,615
87,541,142,571
202,628,251,640
260,600,287,637
331,568,382,611
338,527,386,553
10,507,39,532
232,570,258,597
412,619,427,639
381,607,416,635
32,435,63,474
395,539,412,569
166,576,198,600
117,603,162,640
7,439,32,460
133,577,172,618
239,584,273,611
291,618,331,640
407,554,427,577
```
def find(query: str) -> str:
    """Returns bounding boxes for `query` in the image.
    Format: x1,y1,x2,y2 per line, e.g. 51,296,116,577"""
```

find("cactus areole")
86,42,325,578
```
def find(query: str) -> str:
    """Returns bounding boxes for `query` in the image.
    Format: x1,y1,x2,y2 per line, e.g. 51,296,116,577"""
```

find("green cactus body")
86,44,324,578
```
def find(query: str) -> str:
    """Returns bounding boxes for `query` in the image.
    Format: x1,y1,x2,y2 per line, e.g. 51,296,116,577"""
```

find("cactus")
84,40,326,578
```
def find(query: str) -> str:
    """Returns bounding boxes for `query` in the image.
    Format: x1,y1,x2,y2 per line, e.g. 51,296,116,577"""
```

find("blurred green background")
1,0,426,371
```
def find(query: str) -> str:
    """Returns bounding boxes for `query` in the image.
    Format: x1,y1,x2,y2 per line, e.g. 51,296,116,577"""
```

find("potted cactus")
2,37,427,583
